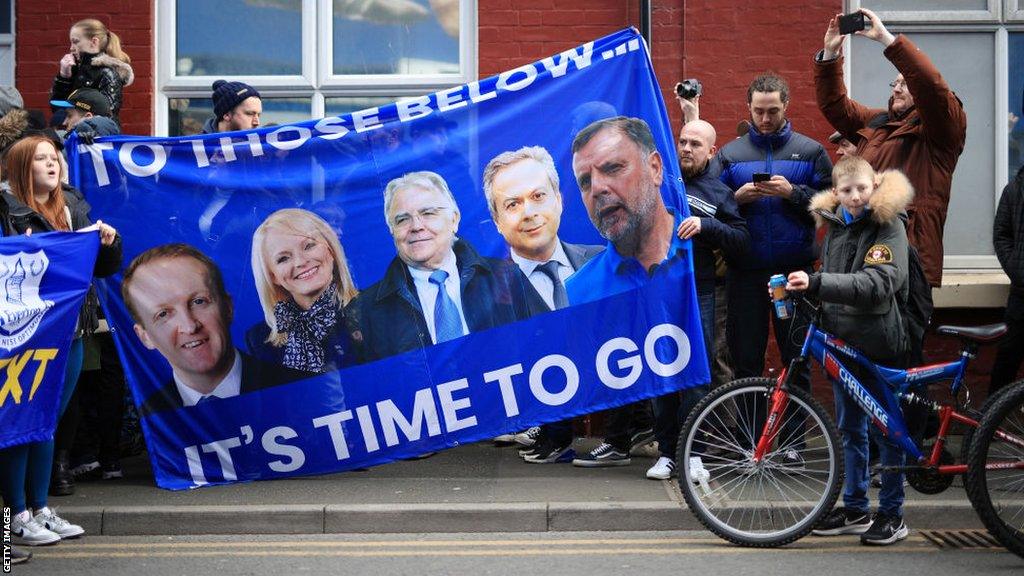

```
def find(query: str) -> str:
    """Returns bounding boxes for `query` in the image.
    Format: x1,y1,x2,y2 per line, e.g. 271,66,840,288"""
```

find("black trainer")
572,442,630,467
523,441,574,464
629,428,655,451
860,513,909,545
811,507,872,536
11,546,31,565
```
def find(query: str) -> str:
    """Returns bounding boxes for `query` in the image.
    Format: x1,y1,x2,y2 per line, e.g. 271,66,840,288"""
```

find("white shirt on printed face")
407,251,469,344
510,240,573,311
174,349,242,407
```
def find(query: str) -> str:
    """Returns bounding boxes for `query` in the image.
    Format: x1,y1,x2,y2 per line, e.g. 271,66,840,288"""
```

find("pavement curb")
54,499,983,536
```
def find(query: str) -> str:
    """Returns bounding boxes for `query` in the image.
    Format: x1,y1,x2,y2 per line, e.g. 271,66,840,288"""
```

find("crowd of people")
3,7,1024,566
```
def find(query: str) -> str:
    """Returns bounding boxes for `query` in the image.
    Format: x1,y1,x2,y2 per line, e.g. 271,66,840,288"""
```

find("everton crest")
0,251,54,351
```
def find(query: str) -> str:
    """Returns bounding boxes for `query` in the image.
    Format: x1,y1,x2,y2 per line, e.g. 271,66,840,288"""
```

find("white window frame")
1004,0,1024,21
867,0,1001,23
0,0,14,86
154,0,477,136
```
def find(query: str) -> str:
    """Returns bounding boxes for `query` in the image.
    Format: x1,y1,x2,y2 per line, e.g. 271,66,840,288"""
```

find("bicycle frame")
754,311,1021,473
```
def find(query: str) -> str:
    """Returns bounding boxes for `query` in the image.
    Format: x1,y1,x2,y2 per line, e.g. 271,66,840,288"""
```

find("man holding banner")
482,145,603,463
566,116,707,474
349,171,533,363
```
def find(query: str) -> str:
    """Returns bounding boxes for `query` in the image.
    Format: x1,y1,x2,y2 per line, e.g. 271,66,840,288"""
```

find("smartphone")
838,12,867,35
753,173,772,183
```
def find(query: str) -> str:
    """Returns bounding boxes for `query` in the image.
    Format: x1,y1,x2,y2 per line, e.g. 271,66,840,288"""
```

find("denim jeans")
833,365,905,518
653,286,714,459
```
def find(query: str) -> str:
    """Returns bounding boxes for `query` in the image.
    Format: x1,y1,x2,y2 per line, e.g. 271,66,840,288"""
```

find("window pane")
332,0,460,75
852,32,994,258
0,0,11,34
168,97,312,136
324,96,398,117
1010,33,1024,176
865,0,989,10
175,0,302,76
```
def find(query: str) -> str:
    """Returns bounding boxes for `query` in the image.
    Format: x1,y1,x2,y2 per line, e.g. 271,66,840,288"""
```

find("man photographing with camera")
675,78,703,125
814,7,967,289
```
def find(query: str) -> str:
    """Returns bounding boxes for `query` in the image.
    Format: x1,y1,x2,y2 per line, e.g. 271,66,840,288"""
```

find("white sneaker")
33,507,84,539
646,456,676,480
10,510,60,546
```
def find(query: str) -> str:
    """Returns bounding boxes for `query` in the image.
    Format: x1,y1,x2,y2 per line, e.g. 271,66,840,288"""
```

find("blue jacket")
715,121,832,270
347,239,535,363
684,163,750,285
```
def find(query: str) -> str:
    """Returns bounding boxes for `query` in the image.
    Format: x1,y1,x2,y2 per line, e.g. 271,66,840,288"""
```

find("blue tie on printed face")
197,395,220,405
537,260,569,310
428,269,465,343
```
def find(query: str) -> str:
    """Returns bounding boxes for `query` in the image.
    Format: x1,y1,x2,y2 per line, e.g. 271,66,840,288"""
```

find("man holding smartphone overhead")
814,8,967,290
714,74,832,457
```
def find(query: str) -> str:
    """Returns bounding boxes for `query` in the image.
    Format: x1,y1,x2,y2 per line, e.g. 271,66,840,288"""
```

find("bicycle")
676,297,1024,556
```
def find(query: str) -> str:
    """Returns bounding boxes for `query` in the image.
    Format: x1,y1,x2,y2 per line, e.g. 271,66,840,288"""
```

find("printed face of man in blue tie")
387,182,460,271
489,157,564,262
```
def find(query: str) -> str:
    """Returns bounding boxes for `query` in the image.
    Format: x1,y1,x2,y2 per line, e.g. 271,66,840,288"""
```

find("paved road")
14,530,1020,575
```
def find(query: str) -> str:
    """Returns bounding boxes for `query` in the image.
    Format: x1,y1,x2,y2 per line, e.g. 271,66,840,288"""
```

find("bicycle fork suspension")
754,369,789,463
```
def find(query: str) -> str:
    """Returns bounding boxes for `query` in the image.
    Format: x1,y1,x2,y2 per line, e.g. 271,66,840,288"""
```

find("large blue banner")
0,231,100,449
71,28,710,489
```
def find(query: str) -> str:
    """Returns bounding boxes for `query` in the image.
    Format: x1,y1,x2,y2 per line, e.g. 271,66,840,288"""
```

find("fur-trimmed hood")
809,169,915,227
0,108,30,152
90,53,135,87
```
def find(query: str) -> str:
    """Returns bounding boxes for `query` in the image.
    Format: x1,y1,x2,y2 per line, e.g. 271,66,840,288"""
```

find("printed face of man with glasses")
384,172,461,271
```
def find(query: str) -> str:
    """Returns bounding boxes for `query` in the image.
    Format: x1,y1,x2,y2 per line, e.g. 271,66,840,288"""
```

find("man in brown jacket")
814,8,966,287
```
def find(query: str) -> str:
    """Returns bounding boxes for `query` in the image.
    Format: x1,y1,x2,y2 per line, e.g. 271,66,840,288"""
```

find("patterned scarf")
274,284,339,373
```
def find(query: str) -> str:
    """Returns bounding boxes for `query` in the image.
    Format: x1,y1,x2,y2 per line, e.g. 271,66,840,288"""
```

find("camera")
675,78,703,99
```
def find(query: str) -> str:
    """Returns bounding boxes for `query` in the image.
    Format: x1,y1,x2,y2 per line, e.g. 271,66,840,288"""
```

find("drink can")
769,274,791,319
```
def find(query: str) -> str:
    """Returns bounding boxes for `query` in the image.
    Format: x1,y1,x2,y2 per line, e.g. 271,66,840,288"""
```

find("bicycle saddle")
935,323,1007,343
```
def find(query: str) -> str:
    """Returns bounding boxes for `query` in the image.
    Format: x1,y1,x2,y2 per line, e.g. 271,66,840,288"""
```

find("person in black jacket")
50,19,134,124
644,119,750,480
1,134,121,543
992,166,1024,395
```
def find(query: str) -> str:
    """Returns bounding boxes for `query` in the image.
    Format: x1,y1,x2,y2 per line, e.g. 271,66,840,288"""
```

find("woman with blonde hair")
50,19,134,121
247,208,358,373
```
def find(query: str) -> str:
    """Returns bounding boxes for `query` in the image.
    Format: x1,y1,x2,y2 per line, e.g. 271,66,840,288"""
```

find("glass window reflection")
175,0,303,76
1010,33,1024,176
332,0,460,75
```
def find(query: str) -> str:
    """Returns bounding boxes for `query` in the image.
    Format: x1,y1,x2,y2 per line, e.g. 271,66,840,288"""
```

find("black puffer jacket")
995,168,1024,294
50,52,134,122
4,188,123,336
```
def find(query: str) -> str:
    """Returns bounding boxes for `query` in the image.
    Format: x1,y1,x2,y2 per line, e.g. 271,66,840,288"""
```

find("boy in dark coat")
786,156,913,546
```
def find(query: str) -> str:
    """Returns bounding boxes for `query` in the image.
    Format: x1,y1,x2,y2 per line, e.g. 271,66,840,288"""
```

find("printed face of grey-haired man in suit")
483,146,564,261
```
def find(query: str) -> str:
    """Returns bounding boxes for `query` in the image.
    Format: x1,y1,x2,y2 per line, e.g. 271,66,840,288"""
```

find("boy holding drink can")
784,156,913,545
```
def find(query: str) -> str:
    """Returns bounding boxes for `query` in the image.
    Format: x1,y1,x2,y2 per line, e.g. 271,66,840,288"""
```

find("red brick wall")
15,1,153,136
479,0,686,128
683,0,841,148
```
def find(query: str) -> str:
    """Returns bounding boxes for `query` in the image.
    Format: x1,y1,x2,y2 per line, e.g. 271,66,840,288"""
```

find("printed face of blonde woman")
264,229,335,310
32,141,61,196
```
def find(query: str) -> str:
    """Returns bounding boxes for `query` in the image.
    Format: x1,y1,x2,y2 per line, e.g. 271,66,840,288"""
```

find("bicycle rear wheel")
965,379,1024,559
676,377,842,547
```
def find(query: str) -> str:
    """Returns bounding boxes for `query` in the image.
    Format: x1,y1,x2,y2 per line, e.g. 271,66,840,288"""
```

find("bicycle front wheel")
676,377,843,547
966,379,1024,559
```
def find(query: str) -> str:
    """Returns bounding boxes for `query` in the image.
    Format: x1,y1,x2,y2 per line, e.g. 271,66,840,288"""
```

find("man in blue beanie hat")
202,79,261,133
